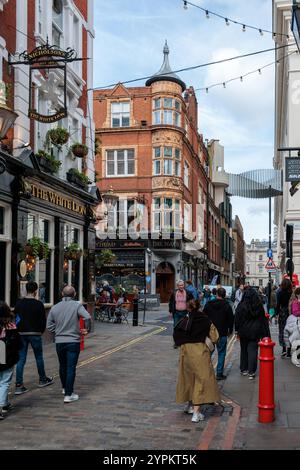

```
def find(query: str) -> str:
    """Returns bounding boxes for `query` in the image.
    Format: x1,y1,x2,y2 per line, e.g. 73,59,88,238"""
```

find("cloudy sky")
94,0,277,243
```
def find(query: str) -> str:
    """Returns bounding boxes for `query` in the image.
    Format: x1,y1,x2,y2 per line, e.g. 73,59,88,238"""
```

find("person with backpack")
0,302,22,419
283,287,300,360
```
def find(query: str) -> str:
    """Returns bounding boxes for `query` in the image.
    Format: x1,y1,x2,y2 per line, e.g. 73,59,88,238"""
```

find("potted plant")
36,150,62,174
66,168,90,189
24,237,50,260
70,142,89,158
95,249,116,268
47,127,69,146
64,243,83,261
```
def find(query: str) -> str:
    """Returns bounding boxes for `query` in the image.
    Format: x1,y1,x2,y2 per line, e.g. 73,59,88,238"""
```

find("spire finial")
163,40,169,55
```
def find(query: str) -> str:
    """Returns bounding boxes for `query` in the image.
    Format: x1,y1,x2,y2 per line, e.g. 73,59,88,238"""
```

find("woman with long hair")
234,288,270,380
0,302,21,419
174,299,220,423
277,278,293,357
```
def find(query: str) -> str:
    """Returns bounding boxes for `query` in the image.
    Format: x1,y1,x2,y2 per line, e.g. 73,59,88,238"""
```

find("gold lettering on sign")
30,184,87,215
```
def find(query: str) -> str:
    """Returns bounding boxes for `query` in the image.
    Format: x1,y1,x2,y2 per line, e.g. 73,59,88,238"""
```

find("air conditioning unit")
141,120,147,127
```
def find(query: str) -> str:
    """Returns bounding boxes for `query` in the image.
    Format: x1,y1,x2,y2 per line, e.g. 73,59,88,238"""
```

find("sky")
93,0,277,244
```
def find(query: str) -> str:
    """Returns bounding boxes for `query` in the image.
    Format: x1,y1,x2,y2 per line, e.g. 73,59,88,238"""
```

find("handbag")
205,336,215,353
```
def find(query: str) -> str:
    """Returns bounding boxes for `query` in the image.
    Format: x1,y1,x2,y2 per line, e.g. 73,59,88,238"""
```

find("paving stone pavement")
0,307,225,450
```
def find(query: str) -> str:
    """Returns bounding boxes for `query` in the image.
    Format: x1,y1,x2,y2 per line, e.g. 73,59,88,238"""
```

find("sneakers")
2,403,14,413
191,411,205,423
286,349,292,358
248,373,255,380
38,376,54,388
62,389,65,395
241,370,249,376
173,344,178,349
14,385,29,395
64,393,79,403
184,403,194,414
0,409,5,420
216,374,227,381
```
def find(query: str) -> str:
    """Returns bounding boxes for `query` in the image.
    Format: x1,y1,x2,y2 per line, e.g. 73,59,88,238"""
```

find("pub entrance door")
156,262,175,303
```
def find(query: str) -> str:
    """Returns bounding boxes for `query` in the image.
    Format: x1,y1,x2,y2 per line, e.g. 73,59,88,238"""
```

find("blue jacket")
186,285,199,300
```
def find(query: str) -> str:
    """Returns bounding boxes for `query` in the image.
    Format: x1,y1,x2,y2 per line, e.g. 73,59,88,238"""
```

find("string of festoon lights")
182,0,290,39
195,50,298,93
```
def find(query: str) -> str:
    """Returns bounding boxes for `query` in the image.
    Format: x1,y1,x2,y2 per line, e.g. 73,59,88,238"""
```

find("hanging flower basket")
64,243,83,261
71,143,89,158
47,127,69,146
24,237,50,260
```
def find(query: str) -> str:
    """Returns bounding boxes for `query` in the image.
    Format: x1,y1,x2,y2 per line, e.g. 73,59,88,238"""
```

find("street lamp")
292,0,300,52
101,186,118,209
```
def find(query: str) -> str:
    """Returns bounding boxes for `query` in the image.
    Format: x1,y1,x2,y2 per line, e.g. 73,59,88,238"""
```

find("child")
0,302,22,419
283,287,300,360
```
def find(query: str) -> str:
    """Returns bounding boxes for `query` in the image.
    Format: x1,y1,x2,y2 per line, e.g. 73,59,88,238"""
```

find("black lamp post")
292,0,300,52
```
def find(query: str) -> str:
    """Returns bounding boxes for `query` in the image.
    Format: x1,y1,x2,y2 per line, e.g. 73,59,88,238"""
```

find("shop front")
0,150,97,307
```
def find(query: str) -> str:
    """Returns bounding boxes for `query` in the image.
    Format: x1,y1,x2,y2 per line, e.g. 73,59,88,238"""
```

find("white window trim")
64,222,84,302
106,149,135,177
111,101,130,128
0,203,11,304
152,198,182,232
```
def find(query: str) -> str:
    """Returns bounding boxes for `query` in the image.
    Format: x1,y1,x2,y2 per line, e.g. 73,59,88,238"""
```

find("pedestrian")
14,281,54,395
283,287,300,361
233,283,244,313
276,278,293,357
269,285,277,323
169,280,193,348
201,286,212,307
210,288,217,301
173,299,220,423
46,285,91,403
185,280,199,300
203,287,234,380
39,283,46,304
234,287,270,379
0,302,22,419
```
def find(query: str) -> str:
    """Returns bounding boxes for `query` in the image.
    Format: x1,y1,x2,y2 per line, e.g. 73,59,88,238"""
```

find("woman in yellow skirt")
173,299,220,422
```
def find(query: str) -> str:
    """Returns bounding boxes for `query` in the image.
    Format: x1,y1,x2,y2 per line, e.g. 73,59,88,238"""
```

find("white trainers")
62,389,65,395
184,403,194,414
64,393,79,403
191,412,205,422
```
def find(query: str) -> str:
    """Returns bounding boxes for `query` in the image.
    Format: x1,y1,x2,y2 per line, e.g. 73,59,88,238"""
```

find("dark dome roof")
146,41,186,91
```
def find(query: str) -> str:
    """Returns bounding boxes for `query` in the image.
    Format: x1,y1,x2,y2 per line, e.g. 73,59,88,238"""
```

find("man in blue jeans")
204,287,234,380
46,285,91,403
15,281,53,394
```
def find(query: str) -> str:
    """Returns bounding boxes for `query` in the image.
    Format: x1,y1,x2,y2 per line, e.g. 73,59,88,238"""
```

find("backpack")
0,328,22,371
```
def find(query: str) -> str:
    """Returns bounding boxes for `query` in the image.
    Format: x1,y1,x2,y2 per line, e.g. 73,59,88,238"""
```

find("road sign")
286,157,300,182
265,259,277,270
267,249,273,259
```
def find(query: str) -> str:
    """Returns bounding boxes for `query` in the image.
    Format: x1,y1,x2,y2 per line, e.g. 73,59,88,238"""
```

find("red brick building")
94,42,209,301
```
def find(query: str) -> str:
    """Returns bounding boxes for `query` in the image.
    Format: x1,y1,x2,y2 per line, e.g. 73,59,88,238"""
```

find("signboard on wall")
285,157,300,182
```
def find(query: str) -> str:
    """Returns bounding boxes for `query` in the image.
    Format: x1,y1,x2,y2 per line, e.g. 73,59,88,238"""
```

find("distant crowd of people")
169,277,300,423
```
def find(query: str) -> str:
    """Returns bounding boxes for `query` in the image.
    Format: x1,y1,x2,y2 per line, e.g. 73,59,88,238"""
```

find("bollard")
258,336,276,423
80,317,85,351
132,298,139,326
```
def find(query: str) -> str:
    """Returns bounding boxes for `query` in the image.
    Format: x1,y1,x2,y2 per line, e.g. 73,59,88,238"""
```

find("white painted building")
246,239,279,287
273,0,300,279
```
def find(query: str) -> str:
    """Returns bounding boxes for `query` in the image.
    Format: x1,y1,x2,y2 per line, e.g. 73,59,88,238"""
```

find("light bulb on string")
223,82,226,88
206,10,210,19
183,0,188,10
242,25,246,32
206,88,209,94
258,69,262,74
273,33,277,38
240,76,243,82
225,18,230,26
259,29,264,36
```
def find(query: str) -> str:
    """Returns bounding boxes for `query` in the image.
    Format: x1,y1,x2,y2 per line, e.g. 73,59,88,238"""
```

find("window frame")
106,149,135,177
111,101,130,128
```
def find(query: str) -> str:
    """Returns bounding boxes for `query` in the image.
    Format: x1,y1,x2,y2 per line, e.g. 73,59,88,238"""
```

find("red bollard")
258,337,276,423
79,317,85,351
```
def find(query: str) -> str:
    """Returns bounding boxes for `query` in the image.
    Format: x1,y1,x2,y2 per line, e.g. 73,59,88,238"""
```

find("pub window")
0,207,4,235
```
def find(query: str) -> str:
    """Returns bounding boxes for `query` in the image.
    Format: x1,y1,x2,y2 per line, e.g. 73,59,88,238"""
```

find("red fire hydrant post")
258,337,276,423
79,317,85,351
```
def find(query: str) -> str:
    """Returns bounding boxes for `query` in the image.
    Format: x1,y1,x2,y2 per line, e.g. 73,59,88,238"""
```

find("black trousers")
240,338,259,375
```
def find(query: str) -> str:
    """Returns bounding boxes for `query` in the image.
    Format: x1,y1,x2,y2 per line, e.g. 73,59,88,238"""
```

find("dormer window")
111,102,130,128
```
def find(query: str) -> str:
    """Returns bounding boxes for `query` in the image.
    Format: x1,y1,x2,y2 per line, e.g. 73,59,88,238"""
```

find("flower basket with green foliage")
36,150,62,174
64,243,83,261
95,249,116,268
25,237,50,260
47,127,69,146
71,143,89,158
66,168,90,189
